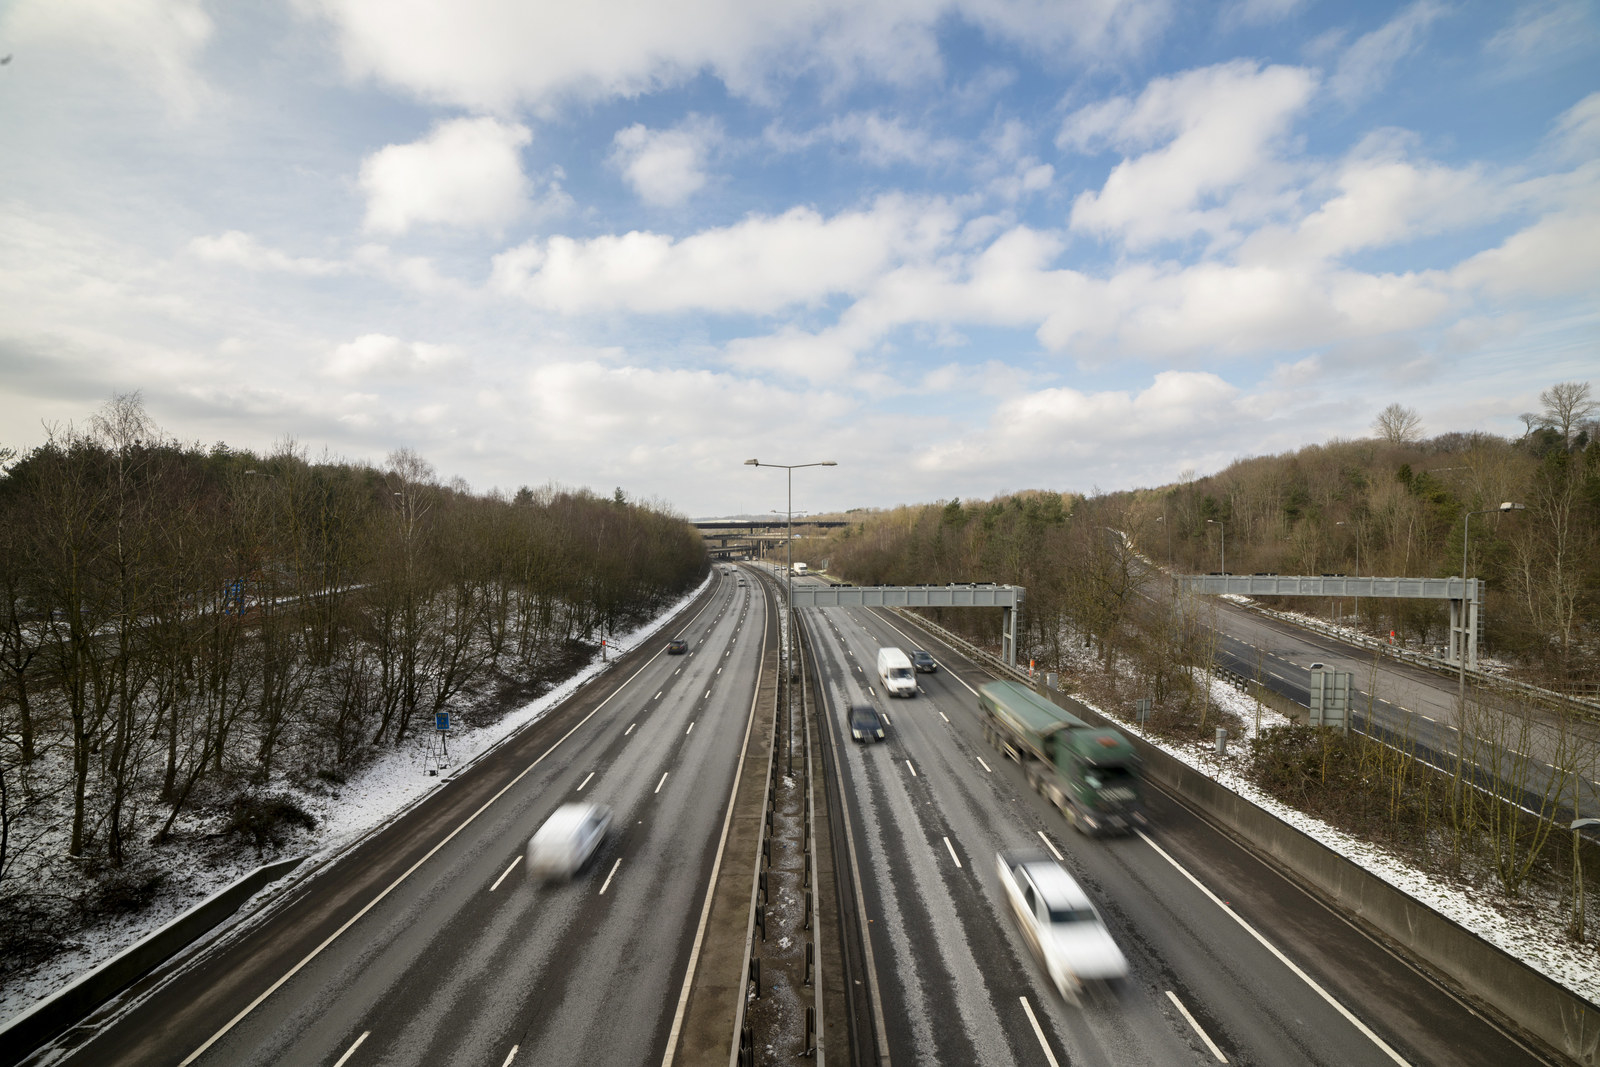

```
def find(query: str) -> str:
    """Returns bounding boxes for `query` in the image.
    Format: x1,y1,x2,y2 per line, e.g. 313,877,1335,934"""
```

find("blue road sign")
435,712,450,732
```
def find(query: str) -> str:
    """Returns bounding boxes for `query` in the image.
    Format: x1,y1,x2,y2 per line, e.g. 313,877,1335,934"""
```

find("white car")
997,851,1127,1001
526,802,612,880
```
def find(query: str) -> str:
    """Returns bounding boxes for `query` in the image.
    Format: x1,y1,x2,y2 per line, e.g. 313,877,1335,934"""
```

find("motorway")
1205,599,1600,817
800,592,1548,1066
36,568,769,1067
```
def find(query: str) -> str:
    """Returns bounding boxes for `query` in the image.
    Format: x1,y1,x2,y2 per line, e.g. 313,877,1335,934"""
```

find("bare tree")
1372,403,1423,445
1539,381,1596,447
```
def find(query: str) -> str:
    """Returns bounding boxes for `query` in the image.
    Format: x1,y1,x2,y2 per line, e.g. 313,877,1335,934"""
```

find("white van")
877,647,917,698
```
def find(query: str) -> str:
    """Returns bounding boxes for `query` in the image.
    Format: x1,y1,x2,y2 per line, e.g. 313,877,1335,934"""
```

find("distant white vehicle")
877,647,916,697
997,851,1127,1001
793,562,808,575
526,803,611,881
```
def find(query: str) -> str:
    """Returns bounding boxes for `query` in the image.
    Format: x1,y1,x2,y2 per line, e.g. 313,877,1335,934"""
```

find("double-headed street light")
745,459,836,772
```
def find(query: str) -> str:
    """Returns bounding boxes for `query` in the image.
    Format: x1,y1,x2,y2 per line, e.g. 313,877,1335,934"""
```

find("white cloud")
0,0,213,116
1551,92,1600,162
1450,211,1600,298
610,118,720,206
1062,61,1318,248
301,0,1169,112
359,116,532,235
1486,1,1598,70
918,371,1243,473
1222,0,1307,28
1329,1,1447,105
490,197,959,315
187,231,345,276
323,334,462,381
766,112,964,168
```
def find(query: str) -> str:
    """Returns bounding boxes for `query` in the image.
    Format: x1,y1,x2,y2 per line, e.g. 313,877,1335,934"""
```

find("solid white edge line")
1018,998,1060,1067
1035,831,1063,862
332,1031,369,1067
906,760,917,777
977,756,992,773
1166,990,1228,1062
655,771,670,794
661,576,771,1067
1137,829,1409,1065
501,1044,518,1066
177,609,695,1066
598,858,623,896
577,771,595,791
489,857,521,892
943,836,962,868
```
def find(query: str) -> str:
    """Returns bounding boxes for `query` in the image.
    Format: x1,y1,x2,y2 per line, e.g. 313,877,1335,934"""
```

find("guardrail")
888,609,1598,1064
1236,600,1600,716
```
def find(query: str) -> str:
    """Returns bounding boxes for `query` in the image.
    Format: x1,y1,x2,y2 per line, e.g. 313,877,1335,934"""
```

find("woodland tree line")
814,383,1600,690
0,396,704,956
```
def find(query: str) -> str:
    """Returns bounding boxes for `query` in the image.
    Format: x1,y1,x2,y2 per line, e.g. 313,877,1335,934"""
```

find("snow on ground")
0,573,713,1028
1079,671,1600,1006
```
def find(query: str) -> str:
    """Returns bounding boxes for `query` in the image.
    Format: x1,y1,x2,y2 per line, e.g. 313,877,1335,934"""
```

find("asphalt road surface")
38,568,769,1067
801,602,1549,1067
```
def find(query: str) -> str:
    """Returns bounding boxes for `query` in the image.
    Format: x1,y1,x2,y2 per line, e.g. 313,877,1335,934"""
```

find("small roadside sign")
435,712,450,732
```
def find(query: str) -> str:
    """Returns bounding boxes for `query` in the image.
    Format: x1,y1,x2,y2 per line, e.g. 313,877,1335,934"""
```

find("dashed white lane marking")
939,711,950,722
674,668,681,675
704,689,711,699
1167,991,1228,1062
501,1044,519,1066
944,836,962,868
655,691,662,700
1137,829,1408,1064
578,771,595,791
1019,998,1060,1067
717,667,722,674
625,723,637,736
1036,831,1063,861
333,1032,369,1067
882,713,891,726
687,721,695,735
976,756,993,773
490,857,521,892
656,771,670,793
906,760,917,777
599,858,623,896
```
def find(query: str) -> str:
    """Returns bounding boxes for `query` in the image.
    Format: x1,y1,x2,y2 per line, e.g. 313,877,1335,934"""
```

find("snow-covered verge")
0,573,713,1028
1065,661,1600,1006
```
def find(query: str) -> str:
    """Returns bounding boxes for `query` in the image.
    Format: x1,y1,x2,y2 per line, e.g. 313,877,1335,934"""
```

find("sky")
0,0,1596,519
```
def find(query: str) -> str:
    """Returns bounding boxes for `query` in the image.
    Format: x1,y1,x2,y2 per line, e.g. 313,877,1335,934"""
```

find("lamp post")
746,459,836,773
1572,818,1600,941
1336,520,1362,622
1206,518,1226,574
1458,502,1525,706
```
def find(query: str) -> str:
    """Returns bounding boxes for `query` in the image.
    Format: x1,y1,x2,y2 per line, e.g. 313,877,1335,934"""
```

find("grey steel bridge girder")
790,584,1024,666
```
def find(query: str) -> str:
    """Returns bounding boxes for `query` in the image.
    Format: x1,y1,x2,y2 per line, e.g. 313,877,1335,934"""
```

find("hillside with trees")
0,395,705,970
815,381,1599,692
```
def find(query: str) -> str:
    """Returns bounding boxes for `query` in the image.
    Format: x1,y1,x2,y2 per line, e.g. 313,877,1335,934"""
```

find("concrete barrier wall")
0,854,306,1067
1032,685,1600,1066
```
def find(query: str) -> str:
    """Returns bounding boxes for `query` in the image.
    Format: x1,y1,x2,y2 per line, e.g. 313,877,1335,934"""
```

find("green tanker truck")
978,680,1143,837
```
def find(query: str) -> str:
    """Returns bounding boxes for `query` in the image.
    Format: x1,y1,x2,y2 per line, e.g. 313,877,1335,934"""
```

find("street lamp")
745,459,837,773
1206,518,1226,574
1458,502,1525,704
1572,818,1600,941
1336,520,1362,622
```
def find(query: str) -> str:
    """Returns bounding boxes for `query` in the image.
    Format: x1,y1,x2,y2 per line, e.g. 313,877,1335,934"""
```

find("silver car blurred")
526,802,612,880
997,850,1127,1001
